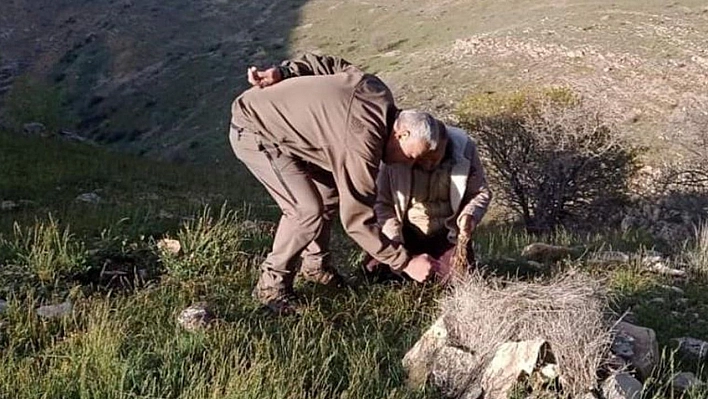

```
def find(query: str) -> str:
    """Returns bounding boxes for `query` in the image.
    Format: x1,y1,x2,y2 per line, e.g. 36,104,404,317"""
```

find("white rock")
0,200,18,211
647,262,687,278
36,301,72,319
177,303,214,331
482,339,555,399
75,192,101,204
402,317,448,388
673,337,708,360
672,372,704,393
157,238,182,256
602,373,643,399
591,251,630,264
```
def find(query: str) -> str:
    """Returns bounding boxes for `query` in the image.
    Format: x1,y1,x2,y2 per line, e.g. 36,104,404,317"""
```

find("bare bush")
663,99,708,191
457,89,641,232
440,270,612,397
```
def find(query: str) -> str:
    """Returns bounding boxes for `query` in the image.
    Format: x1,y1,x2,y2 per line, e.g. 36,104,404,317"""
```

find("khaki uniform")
230,53,409,291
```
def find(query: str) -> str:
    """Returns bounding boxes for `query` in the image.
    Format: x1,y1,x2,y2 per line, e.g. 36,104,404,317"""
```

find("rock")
612,322,659,380
23,122,47,136
647,262,687,278
460,385,484,399
430,345,479,398
157,238,182,256
402,317,448,388
0,299,7,313
36,301,73,319
177,302,214,331
602,373,643,399
0,200,18,211
521,243,575,263
672,372,703,393
481,339,556,399
75,192,102,204
672,337,708,360
590,251,630,264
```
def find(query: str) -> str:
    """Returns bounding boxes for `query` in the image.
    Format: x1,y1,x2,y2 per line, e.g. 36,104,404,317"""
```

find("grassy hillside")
1,131,708,398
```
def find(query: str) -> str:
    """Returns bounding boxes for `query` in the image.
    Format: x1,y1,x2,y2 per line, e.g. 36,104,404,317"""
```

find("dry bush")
663,99,708,191
457,89,641,233
440,270,612,397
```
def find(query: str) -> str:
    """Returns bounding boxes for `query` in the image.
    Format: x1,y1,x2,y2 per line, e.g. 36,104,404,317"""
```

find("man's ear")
394,130,410,141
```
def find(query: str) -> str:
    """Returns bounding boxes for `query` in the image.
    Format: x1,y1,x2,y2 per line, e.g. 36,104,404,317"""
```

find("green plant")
1,216,87,284
161,205,244,279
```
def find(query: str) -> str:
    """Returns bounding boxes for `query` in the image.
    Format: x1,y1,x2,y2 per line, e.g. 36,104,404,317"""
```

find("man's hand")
247,66,283,88
458,214,477,239
403,254,440,283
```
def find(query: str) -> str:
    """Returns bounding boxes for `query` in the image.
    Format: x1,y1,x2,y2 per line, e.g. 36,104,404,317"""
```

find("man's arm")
458,141,493,235
247,53,358,88
374,164,404,243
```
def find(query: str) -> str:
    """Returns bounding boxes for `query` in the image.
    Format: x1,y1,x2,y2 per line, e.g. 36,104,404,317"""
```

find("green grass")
1,130,707,398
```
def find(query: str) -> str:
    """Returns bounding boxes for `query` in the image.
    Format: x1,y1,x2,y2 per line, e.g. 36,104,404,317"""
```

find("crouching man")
367,112,493,284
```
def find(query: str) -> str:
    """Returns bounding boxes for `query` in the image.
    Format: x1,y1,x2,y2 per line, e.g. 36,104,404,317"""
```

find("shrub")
457,88,641,232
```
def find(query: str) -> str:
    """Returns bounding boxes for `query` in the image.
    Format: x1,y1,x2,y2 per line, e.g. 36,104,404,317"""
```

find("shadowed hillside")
0,0,309,163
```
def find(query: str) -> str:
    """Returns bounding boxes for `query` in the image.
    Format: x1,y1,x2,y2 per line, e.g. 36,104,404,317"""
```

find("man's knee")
294,201,326,226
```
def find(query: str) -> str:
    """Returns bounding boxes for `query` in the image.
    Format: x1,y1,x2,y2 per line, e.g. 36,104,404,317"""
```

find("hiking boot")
251,285,300,316
299,264,349,288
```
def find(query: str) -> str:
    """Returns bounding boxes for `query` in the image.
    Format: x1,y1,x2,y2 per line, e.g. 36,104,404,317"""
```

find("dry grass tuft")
440,270,612,397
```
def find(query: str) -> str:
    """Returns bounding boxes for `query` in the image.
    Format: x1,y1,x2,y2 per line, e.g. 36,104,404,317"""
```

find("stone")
612,322,659,380
672,372,703,393
75,192,101,204
0,299,7,314
590,251,630,264
521,243,575,263
177,302,214,331
430,345,479,398
0,200,18,211
36,301,73,319
602,373,643,399
647,262,687,278
157,238,182,256
402,317,448,388
481,339,556,399
673,337,708,360
23,122,47,136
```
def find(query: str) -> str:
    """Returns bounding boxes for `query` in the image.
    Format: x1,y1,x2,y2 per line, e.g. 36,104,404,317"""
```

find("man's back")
231,68,395,171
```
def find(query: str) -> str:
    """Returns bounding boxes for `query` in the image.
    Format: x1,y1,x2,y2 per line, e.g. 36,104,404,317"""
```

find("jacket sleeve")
459,141,493,224
278,53,359,78
333,151,410,271
374,164,404,243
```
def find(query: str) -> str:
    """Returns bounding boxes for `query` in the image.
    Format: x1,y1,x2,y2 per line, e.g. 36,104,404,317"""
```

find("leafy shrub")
457,88,641,232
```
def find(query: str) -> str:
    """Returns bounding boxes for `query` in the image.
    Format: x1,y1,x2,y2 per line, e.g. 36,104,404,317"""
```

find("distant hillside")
2,0,707,163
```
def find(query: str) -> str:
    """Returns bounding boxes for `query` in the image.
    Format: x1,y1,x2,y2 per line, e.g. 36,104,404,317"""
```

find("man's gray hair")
396,110,443,150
